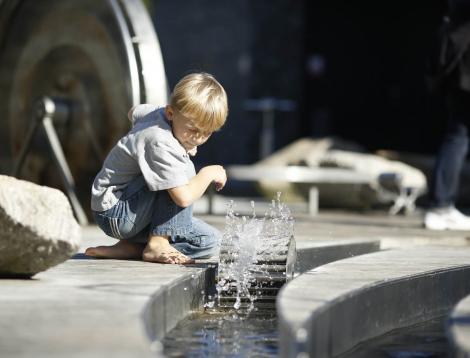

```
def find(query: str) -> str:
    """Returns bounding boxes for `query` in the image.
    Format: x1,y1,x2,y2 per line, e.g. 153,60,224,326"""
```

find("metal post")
11,115,41,177
260,107,275,159
244,97,296,160
207,185,216,215
42,116,88,225
308,186,319,216
12,97,88,225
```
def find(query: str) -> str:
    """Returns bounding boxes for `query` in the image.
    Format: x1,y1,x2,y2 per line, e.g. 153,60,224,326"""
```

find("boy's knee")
197,229,221,258
200,229,220,250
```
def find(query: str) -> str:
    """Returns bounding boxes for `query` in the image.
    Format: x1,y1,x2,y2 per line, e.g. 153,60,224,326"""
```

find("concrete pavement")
0,208,469,357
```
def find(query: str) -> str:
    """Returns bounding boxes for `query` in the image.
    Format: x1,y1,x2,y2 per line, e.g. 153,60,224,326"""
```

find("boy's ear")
165,105,174,121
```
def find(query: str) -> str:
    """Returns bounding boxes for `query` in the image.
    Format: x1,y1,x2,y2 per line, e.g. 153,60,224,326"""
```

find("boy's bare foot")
85,240,145,260
142,235,195,264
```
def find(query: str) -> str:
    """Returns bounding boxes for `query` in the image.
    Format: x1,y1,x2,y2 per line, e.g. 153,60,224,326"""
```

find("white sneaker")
424,206,470,230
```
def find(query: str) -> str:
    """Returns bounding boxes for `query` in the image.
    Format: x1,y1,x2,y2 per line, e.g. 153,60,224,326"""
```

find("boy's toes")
143,249,194,265
177,256,195,264
171,252,195,264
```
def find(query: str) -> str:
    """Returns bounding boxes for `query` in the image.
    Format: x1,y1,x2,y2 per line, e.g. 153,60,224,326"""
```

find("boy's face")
165,106,212,152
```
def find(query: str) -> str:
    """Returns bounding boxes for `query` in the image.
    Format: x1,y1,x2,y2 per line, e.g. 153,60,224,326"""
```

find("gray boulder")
0,175,81,277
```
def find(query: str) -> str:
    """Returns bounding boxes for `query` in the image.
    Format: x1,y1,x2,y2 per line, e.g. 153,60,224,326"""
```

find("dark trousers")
428,0,470,207
430,120,469,207
430,90,470,207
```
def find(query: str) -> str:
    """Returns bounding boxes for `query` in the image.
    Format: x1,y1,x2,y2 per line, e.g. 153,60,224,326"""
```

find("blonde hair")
170,72,228,132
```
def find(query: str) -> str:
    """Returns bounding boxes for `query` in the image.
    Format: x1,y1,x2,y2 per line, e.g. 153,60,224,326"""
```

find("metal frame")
12,97,88,225
226,165,420,216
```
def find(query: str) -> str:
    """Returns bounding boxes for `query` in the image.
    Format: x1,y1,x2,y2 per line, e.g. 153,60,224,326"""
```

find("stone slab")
0,227,211,358
277,247,470,358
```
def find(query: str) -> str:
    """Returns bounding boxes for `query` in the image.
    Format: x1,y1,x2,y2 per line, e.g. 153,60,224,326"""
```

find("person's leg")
425,88,470,230
429,120,469,208
426,136,470,229
86,176,156,258
143,190,195,264
170,217,221,259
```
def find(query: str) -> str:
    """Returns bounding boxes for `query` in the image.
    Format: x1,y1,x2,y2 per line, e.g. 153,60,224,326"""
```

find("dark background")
151,0,449,167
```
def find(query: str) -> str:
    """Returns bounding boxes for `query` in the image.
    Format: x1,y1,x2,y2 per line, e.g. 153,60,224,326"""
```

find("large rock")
0,175,81,277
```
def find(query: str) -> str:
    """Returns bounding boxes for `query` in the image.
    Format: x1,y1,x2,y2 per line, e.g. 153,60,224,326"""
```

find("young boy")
86,72,228,264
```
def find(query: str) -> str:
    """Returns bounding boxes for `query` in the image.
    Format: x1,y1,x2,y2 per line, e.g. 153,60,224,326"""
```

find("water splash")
211,194,295,312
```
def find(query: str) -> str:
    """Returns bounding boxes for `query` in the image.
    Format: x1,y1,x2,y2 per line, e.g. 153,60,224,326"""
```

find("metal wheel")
0,0,167,212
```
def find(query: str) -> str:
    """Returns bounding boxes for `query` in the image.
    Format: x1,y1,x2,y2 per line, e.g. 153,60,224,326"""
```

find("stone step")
219,285,281,297
216,301,276,311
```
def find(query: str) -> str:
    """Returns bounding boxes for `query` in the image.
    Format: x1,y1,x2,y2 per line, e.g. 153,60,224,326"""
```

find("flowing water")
162,310,278,357
162,195,293,357
214,194,294,311
343,316,450,358
162,314,450,357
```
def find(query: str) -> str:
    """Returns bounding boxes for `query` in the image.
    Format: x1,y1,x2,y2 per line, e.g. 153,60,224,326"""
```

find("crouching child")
86,72,228,264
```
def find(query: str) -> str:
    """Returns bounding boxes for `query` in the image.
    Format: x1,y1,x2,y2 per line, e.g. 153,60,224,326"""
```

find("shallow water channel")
162,309,277,357
162,313,450,357
344,316,450,358
163,197,288,357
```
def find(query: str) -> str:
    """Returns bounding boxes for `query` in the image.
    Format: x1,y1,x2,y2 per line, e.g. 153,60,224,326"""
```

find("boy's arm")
167,165,226,208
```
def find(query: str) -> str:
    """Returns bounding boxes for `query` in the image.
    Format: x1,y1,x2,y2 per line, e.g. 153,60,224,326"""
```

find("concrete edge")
141,264,217,348
277,248,470,358
295,238,381,273
448,294,470,357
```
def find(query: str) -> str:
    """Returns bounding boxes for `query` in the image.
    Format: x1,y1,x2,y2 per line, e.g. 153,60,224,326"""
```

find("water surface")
343,316,449,358
162,310,277,357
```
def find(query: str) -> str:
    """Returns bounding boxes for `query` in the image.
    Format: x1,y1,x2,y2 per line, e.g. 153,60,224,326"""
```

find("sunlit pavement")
1,203,469,357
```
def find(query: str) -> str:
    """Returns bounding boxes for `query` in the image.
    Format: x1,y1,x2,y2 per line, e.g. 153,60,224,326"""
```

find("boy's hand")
204,165,227,191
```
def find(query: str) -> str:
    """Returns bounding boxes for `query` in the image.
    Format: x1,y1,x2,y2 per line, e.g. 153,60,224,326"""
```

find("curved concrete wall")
143,265,216,342
295,238,380,273
448,294,470,357
277,247,470,358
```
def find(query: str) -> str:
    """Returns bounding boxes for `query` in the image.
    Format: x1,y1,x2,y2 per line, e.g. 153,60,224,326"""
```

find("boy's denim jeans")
92,176,220,259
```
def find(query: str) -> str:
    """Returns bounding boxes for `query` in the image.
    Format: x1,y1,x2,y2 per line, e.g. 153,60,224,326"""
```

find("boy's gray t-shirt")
91,104,196,212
